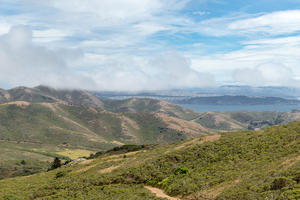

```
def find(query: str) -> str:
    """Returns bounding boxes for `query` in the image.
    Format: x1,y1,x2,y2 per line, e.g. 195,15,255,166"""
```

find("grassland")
0,101,207,179
0,120,299,199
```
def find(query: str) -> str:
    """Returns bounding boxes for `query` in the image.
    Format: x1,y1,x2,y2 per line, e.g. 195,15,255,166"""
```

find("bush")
271,177,295,190
56,171,66,178
49,157,61,171
174,167,190,175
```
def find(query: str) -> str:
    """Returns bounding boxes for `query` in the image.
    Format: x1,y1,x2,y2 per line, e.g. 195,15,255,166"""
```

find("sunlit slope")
194,110,300,131
0,86,104,107
0,102,207,149
1,121,299,199
103,98,199,120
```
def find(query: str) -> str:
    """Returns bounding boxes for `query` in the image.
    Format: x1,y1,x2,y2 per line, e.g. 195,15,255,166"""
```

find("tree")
50,157,61,170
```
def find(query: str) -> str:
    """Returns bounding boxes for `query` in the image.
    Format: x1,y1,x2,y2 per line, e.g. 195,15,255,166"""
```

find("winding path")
145,186,180,200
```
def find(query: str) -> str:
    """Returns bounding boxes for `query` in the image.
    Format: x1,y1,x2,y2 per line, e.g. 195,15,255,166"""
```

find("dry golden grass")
174,134,221,150
156,113,209,136
57,149,93,160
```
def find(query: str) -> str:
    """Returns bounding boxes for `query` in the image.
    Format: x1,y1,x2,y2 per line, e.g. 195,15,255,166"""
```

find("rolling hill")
0,87,208,179
0,86,104,107
1,86,300,181
0,120,299,199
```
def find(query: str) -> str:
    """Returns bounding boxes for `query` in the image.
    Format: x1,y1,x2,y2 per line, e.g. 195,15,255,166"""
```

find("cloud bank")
0,26,215,91
0,26,95,89
1,1,300,90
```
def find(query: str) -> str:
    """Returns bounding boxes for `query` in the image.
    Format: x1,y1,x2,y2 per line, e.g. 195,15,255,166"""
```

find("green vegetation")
0,99,202,179
49,157,62,170
1,85,300,199
0,120,299,199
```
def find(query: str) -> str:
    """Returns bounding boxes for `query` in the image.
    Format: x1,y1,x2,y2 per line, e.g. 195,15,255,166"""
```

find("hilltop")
0,86,104,107
0,120,299,199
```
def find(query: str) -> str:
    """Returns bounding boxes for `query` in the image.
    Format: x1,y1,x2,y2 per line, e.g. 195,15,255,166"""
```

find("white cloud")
2,1,300,90
233,63,299,87
190,10,300,37
193,11,209,16
228,10,300,35
0,26,215,91
0,21,11,35
33,29,70,43
0,26,94,89
79,50,216,91
233,63,296,86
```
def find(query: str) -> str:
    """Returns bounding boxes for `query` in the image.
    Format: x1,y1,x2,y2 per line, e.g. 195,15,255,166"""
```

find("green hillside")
1,86,300,184
0,102,206,148
0,101,207,179
0,121,299,199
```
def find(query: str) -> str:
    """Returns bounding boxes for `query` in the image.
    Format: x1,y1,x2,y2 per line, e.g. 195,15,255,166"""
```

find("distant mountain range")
173,95,300,105
94,85,300,105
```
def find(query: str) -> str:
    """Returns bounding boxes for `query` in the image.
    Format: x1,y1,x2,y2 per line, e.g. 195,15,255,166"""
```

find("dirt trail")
145,186,180,200
74,164,97,173
199,179,240,199
1,101,30,107
98,165,121,174
280,154,300,169
175,134,221,150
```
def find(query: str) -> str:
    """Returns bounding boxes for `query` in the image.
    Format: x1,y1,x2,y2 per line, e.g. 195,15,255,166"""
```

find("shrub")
56,171,67,178
49,157,61,170
174,166,190,175
271,177,295,190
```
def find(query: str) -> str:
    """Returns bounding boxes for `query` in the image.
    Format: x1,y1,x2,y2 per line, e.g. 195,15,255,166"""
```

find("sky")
1,0,300,91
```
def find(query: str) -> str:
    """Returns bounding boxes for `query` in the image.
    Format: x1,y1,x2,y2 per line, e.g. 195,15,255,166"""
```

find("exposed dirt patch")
120,116,140,142
111,140,125,145
98,164,121,174
40,103,58,112
74,164,97,173
145,186,180,200
194,179,240,200
88,107,99,113
2,101,30,108
280,154,300,169
80,159,94,165
175,134,221,150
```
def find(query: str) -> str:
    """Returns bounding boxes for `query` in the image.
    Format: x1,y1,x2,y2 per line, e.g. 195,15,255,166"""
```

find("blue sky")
0,0,300,91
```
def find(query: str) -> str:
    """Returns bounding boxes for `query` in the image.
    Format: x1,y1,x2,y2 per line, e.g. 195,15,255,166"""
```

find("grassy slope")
194,110,300,131
0,101,207,179
103,98,199,120
0,121,299,199
105,98,300,132
0,102,198,149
